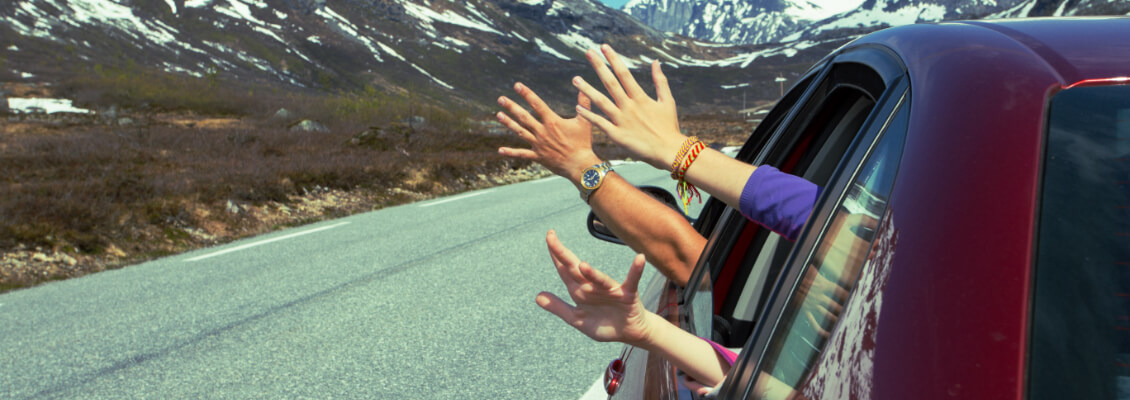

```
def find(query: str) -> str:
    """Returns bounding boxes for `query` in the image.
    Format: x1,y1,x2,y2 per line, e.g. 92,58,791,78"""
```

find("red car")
590,17,1130,399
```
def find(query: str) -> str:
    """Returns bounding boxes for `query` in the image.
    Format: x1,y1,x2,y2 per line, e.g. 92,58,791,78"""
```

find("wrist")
568,153,605,186
628,310,664,349
657,134,691,172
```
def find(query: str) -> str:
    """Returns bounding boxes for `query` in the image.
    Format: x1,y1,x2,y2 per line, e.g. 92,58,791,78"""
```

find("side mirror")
587,186,690,245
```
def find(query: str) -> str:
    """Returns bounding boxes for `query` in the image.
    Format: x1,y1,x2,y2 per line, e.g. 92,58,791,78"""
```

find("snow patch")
401,2,503,36
535,38,570,60
315,6,384,63
784,0,866,21
409,64,454,90
554,29,600,55
163,62,204,78
8,98,92,114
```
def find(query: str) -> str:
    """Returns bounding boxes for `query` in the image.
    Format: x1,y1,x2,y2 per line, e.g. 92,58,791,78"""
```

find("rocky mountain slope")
623,0,1130,45
0,0,828,114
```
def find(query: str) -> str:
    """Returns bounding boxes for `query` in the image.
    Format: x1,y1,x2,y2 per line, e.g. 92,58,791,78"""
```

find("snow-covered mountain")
0,0,791,112
624,0,1130,45
622,0,865,44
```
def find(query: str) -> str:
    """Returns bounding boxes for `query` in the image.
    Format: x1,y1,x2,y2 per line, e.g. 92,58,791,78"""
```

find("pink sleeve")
702,338,739,366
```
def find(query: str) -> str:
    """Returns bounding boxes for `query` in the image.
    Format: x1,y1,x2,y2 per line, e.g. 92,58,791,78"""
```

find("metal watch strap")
580,162,613,203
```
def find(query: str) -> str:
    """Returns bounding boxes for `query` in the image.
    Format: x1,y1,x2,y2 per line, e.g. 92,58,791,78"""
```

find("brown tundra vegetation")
0,68,753,292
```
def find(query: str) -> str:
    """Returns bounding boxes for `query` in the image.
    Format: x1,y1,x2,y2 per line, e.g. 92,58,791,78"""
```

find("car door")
680,44,908,353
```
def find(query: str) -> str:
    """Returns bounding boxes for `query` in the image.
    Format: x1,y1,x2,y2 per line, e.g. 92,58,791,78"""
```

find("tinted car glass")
1031,85,1130,400
746,101,907,399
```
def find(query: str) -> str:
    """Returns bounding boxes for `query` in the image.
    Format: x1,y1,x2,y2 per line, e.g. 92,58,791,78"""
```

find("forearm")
680,147,757,211
636,312,729,387
587,173,706,286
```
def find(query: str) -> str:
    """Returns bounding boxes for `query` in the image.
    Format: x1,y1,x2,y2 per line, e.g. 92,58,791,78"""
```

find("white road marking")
184,221,351,262
531,176,564,184
418,189,494,207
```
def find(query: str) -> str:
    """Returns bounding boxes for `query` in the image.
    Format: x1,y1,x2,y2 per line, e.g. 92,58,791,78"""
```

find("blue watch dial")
583,170,600,187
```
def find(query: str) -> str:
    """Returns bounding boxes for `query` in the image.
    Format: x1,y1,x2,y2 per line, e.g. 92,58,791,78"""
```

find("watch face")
582,169,600,189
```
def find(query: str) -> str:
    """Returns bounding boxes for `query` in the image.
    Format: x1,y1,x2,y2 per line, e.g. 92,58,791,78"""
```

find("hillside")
0,0,832,114
0,0,841,291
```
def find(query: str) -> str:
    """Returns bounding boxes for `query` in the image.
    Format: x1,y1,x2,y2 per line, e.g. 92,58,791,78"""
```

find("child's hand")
536,230,656,347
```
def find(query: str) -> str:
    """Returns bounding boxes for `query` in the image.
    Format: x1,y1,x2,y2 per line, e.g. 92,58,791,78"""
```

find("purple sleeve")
738,165,820,241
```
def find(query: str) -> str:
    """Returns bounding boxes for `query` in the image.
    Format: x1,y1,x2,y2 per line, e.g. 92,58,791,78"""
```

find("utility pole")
775,74,787,97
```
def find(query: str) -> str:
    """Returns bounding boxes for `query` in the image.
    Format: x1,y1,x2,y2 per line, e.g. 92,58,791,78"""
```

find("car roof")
791,17,1130,399
858,17,1130,87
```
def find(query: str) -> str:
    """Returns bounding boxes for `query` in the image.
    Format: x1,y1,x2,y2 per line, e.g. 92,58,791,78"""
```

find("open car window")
682,59,896,349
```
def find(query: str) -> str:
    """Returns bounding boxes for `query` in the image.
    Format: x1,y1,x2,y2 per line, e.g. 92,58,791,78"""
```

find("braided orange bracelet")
671,137,706,214
671,137,701,179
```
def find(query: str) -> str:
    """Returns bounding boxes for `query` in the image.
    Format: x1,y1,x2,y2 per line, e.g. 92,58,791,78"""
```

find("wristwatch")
580,161,613,203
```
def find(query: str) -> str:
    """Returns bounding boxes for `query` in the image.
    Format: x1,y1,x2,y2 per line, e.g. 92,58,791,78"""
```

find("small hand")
798,266,848,338
536,230,654,347
571,44,686,171
496,83,600,182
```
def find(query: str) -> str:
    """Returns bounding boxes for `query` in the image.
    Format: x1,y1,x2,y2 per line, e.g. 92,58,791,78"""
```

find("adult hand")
496,83,601,182
536,230,656,347
572,44,687,172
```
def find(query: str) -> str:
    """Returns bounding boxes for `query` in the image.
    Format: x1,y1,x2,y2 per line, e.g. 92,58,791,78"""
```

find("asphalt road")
0,161,706,399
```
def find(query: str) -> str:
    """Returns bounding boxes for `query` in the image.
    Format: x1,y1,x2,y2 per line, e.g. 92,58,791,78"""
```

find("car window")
745,99,907,399
1030,84,1130,400
686,62,888,348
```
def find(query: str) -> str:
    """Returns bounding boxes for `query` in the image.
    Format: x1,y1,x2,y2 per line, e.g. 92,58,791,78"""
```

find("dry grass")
0,67,752,292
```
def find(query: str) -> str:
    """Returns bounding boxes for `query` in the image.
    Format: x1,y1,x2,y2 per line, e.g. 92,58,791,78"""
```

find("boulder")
270,108,292,121
288,119,329,133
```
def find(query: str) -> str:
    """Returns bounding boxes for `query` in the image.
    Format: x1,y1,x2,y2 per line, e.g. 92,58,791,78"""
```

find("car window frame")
679,45,908,345
720,80,911,400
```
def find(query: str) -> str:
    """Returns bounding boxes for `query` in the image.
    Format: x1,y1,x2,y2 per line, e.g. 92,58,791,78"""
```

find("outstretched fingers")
536,292,577,323
497,146,537,160
573,76,618,116
585,49,628,105
495,109,534,142
546,230,587,285
652,60,673,104
497,95,541,139
601,45,647,100
622,254,646,294
514,82,555,121
577,90,592,114
574,104,615,139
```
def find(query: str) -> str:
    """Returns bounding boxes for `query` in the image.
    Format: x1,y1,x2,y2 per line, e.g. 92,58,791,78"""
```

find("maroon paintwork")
799,18,1130,399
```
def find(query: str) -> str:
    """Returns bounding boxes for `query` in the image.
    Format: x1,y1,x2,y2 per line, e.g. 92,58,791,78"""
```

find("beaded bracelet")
671,137,706,214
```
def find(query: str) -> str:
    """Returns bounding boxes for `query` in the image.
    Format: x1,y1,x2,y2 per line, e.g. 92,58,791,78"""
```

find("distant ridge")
622,0,1130,45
